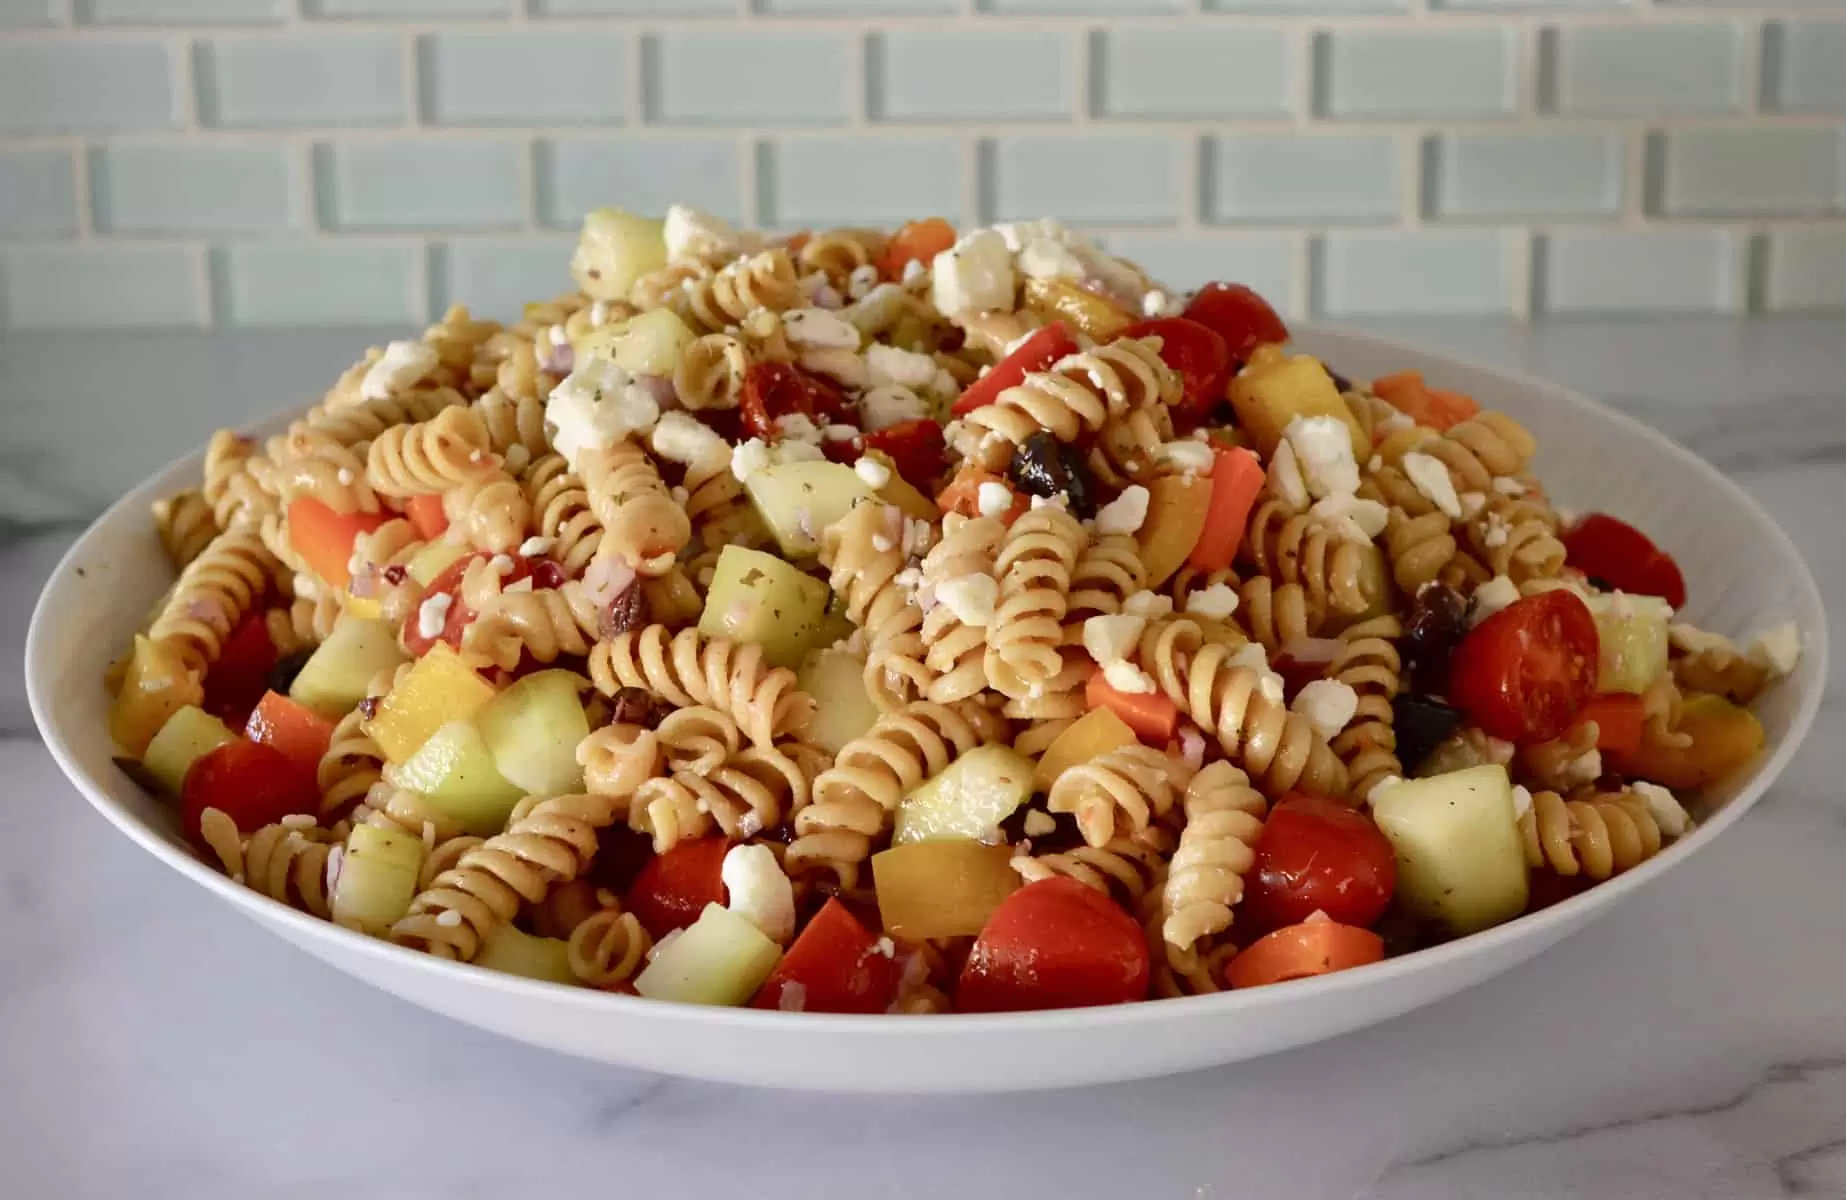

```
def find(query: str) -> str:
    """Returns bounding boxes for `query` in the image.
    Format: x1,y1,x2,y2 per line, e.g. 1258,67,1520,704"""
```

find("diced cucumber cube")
893,745,1035,845
474,669,590,797
143,706,239,795
385,720,525,837
634,903,783,1007
332,823,427,936
1371,765,1529,936
290,615,409,718
795,648,879,755
742,461,875,559
475,925,576,985
698,546,831,669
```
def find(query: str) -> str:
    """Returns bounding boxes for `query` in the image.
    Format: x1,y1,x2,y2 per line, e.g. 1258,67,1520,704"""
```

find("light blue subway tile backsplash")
321,140,527,231
540,137,744,228
1652,127,1841,216
1206,133,1401,225
0,1,58,26
78,0,288,22
218,241,423,326
1206,0,1408,10
1318,230,1516,316
1102,231,1298,312
872,31,1073,122
1428,131,1624,219
535,0,732,11
1318,28,1517,119
0,152,78,238
764,137,964,227
197,34,405,128
1539,229,1736,313
761,0,955,12
420,31,627,126
988,135,1184,225
1546,22,1745,115
1760,230,1846,311
435,237,579,321
1094,29,1293,120
2,245,205,329
648,33,852,127
92,145,301,234
305,0,510,15
1767,20,1846,112
0,40,178,134
980,0,1184,11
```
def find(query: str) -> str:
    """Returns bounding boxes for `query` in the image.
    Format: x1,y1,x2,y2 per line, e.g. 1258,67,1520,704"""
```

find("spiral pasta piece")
673,333,750,411
1138,618,1350,799
366,405,501,499
200,809,337,919
1519,787,1670,882
631,743,805,850
152,489,220,570
797,227,887,283
578,440,692,577
392,792,624,961
1466,503,1566,586
1382,508,1489,595
668,248,803,333
1243,498,1374,617
1048,744,1188,848
520,453,602,579
1673,646,1771,705
1516,720,1602,794
318,709,385,818
1236,575,1325,655
1160,761,1267,963
1064,532,1149,641
820,502,936,711
147,529,278,675
917,513,1004,704
575,723,662,801
1087,402,1178,490
588,625,812,748
952,338,1179,470
1012,836,1169,911
682,451,766,558
1327,615,1403,801
474,385,548,457
354,786,464,849
568,905,652,989
203,430,278,529
347,517,426,625
462,582,602,671
655,705,742,773
788,700,1004,887
984,503,1087,698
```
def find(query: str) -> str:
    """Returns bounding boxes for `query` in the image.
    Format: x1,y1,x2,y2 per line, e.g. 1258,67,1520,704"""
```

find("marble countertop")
3,317,1843,1199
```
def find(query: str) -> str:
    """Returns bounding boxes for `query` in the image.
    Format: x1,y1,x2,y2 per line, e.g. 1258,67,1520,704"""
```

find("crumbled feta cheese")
1227,642,1285,703
1557,747,1602,790
892,566,922,592
931,229,1016,316
546,358,662,471
729,438,773,483
1470,575,1521,627
1122,590,1173,620
1155,440,1215,477
936,575,999,627
1458,491,1488,520
1284,416,1360,500
800,347,869,390
901,257,927,284
854,456,893,490
1376,408,1415,435
1185,583,1241,621
435,909,463,928
871,534,894,554
337,467,355,486
774,411,824,450
1267,439,1311,511
416,592,453,640
1669,623,1735,656
858,384,928,432
1748,620,1801,676
1401,451,1462,520
293,574,318,600
650,410,730,469
1482,512,1510,548
1511,785,1533,822
1094,485,1150,536
1632,781,1691,838
782,307,862,351
720,843,795,944
589,299,609,326
1367,454,1384,474
1102,660,1157,694
1083,614,1147,665
976,481,1014,519
488,554,515,576
1493,475,1528,497
1017,235,1086,281
663,204,739,264
1022,809,1057,838
360,339,439,401
846,263,880,301
843,281,908,335
1310,494,1389,544
1292,679,1359,742
1141,288,1180,318
865,343,939,390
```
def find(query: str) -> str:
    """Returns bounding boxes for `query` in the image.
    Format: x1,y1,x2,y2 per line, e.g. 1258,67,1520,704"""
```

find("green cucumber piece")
634,902,782,1007
1594,593,1671,695
290,615,408,717
698,546,831,669
474,670,590,797
331,823,427,936
893,744,1034,845
475,925,576,985
1371,765,1529,936
742,460,875,559
569,208,668,302
142,706,238,795
386,720,525,837
795,648,880,755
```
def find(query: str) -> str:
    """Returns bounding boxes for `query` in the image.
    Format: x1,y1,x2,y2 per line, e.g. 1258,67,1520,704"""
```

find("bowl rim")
26,322,1830,1038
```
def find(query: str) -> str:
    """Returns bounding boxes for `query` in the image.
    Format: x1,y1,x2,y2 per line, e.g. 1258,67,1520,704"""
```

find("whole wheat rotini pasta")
151,490,220,570
588,625,813,748
917,514,1005,704
1159,761,1267,962
148,529,279,675
366,405,501,498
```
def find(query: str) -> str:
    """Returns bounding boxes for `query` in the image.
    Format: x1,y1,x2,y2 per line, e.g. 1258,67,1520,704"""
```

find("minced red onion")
583,555,637,611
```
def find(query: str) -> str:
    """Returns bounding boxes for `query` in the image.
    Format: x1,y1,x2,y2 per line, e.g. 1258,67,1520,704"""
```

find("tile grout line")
70,141,94,241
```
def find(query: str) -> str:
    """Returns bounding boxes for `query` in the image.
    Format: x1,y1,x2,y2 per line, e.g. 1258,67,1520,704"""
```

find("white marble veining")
2,319,1842,1199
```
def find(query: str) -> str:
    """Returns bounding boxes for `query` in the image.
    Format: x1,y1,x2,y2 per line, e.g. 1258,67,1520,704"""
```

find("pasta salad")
109,207,1802,1013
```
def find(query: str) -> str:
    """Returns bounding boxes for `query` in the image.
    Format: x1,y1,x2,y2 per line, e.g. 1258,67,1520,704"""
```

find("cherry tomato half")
1449,588,1600,744
624,837,732,940
957,877,1149,1012
862,418,947,489
1181,282,1289,366
1561,513,1687,610
751,898,899,1014
739,362,850,441
1240,791,1396,935
180,738,318,851
201,611,278,728
1118,316,1232,424
399,551,539,658
878,218,956,283
950,323,1078,416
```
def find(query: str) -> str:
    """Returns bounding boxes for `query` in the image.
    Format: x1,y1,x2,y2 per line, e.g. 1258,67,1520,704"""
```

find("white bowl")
27,327,1828,1094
